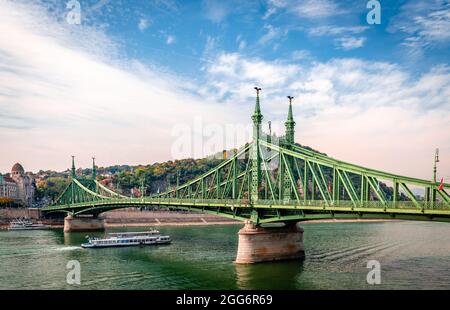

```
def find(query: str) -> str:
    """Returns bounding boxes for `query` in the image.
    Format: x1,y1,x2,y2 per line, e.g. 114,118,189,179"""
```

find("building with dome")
0,163,35,207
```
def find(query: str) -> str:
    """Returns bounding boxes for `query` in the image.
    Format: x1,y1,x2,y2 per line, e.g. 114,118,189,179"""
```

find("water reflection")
235,260,304,289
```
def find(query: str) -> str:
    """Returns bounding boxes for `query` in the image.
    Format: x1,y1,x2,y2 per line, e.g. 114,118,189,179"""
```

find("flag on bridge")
438,178,444,191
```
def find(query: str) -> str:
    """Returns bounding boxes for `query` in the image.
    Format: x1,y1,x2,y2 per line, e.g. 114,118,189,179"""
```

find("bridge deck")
43,198,450,223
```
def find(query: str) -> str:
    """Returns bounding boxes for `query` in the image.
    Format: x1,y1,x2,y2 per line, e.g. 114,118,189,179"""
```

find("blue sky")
62,0,449,78
0,0,449,181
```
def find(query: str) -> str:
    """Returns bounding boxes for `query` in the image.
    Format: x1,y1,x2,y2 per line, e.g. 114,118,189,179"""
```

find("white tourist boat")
81,230,171,248
8,219,50,230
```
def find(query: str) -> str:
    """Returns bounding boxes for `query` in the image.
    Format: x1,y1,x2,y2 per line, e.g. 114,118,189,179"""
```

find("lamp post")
430,148,440,208
433,148,439,185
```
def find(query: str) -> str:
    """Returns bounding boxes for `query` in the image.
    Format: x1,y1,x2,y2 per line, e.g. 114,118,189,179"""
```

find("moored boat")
81,230,171,248
8,219,50,231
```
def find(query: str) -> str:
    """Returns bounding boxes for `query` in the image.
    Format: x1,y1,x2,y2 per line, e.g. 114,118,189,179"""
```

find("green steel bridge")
42,89,450,224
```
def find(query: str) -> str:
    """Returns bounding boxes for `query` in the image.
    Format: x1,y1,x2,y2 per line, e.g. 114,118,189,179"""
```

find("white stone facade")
0,163,35,207
0,176,18,199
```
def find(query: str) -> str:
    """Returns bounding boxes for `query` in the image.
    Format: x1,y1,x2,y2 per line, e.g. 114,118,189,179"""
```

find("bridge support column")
235,221,305,264
64,214,105,233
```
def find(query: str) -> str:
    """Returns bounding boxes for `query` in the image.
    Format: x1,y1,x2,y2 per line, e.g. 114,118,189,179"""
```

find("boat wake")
308,240,400,262
55,246,81,251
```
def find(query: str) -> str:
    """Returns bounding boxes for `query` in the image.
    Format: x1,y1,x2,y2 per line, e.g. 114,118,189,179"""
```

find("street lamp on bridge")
433,148,439,184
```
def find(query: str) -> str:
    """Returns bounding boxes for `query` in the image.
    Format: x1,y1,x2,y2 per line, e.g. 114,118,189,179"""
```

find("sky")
0,0,449,182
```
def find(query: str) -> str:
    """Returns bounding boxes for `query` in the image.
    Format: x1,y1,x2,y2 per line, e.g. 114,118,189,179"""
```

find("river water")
0,221,449,289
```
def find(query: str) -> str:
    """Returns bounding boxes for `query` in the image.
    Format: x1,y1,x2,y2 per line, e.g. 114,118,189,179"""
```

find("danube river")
1,221,450,289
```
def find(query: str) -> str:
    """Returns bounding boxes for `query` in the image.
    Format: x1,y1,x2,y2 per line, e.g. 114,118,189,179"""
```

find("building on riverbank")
0,175,18,201
0,163,35,207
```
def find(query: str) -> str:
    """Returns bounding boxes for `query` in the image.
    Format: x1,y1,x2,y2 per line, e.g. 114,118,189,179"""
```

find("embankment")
0,208,239,229
103,209,239,227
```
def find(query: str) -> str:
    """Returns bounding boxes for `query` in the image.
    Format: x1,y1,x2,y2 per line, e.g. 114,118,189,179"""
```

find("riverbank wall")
0,208,239,229
0,208,401,230
103,209,239,227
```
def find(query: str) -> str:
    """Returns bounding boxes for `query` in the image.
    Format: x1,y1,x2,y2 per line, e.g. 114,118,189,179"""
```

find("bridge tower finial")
252,87,263,125
92,157,97,180
71,156,76,178
285,96,296,145
250,87,263,206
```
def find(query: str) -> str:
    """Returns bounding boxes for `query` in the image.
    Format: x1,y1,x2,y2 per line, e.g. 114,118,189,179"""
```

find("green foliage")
31,144,403,201
110,158,223,195
36,177,70,200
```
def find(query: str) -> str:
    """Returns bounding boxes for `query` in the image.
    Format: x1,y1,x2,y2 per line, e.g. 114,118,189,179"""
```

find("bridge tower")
70,156,76,205
92,157,98,193
280,96,296,202
285,96,295,144
64,156,105,233
250,87,263,204
92,157,97,180
236,91,304,264
71,155,76,178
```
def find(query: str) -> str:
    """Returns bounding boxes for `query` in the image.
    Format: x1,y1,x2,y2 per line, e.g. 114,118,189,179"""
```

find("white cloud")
206,53,301,95
389,0,450,57
334,36,366,50
291,50,311,61
259,24,286,45
262,7,277,20
202,0,230,23
263,0,287,19
294,0,341,18
203,54,450,179
264,0,344,19
203,36,217,57
413,9,450,41
202,0,257,23
235,35,246,50
166,35,175,44
138,18,149,31
0,1,238,172
308,25,368,37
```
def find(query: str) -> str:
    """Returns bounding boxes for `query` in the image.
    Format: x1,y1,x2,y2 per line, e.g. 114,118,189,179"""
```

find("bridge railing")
144,198,449,210
252,199,449,210
43,196,449,212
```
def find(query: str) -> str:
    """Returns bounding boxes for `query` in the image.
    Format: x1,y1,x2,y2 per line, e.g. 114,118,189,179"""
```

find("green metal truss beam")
43,134,449,225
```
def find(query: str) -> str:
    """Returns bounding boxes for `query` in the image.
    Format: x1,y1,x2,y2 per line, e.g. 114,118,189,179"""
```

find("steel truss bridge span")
42,92,450,225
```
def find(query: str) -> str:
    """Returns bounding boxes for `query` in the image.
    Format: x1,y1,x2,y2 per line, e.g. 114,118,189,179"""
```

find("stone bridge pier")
64,214,105,233
235,221,305,264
